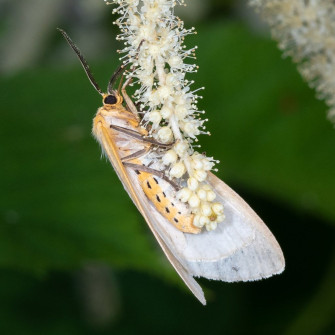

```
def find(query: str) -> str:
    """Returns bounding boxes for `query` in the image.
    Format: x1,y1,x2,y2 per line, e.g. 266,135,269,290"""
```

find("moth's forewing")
125,167,206,304
93,109,207,305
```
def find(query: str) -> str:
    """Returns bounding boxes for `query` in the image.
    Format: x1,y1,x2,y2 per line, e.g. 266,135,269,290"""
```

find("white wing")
126,168,285,304
185,173,284,281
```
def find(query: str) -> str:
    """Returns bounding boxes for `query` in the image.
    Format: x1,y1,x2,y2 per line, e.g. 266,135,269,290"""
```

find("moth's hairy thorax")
93,104,147,159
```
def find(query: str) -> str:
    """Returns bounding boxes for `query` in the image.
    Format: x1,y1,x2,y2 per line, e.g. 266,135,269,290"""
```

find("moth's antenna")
108,39,145,94
107,63,125,94
117,72,125,95
57,28,103,95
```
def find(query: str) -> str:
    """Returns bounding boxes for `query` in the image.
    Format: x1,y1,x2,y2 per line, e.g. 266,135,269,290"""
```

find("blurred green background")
1,0,335,334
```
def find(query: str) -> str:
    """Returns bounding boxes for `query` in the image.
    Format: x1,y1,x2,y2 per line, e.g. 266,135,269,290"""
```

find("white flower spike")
108,0,221,231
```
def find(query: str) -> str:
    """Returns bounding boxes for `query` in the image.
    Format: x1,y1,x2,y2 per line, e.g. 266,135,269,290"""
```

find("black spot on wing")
147,181,151,189
165,207,170,213
174,218,179,223
162,192,166,198
156,195,161,202
135,170,141,175
153,177,158,184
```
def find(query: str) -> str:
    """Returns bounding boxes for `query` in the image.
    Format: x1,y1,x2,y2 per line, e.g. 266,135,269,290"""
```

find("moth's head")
102,91,123,107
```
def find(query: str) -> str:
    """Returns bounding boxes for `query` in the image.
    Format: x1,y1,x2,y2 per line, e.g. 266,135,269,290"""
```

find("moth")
59,29,285,305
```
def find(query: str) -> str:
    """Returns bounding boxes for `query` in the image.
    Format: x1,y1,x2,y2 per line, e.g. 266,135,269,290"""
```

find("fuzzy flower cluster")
106,0,224,231
249,0,335,123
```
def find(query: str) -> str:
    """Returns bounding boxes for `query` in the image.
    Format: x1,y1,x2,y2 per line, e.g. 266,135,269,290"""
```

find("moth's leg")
110,124,174,149
123,162,180,191
110,124,142,137
107,63,126,94
121,148,150,162
120,39,145,119
121,76,142,122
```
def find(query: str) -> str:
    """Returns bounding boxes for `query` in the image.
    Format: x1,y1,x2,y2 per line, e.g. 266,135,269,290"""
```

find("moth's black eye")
104,95,117,105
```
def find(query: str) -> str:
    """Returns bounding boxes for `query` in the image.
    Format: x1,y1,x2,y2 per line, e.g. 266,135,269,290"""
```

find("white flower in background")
249,0,335,123
106,0,223,230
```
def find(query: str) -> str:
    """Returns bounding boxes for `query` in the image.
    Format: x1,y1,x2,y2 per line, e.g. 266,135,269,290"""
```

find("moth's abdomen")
136,170,201,234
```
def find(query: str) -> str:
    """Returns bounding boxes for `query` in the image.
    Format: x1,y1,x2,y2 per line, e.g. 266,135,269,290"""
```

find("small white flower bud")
176,188,192,202
148,110,162,124
139,25,151,40
194,169,207,182
189,194,200,208
183,122,199,137
170,162,186,178
157,85,172,101
200,215,210,227
175,105,188,119
162,150,178,165
157,126,173,143
202,184,211,191
216,214,225,223
197,188,207,201
166,73,178,86
192,152,203,159
148,89,160,105
168,55,183,68
201,203,212,216
202,159,214,171
174,141,188,156
142,75,154,87
212,202,224,215
174,94,186,105
206,222,217,231
192,158,203,170
129,13,140,26
193,214,204,228
206,190,216,202
160,106,172,119
187,177,199,191
148,44,161,57
145,6,161,21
